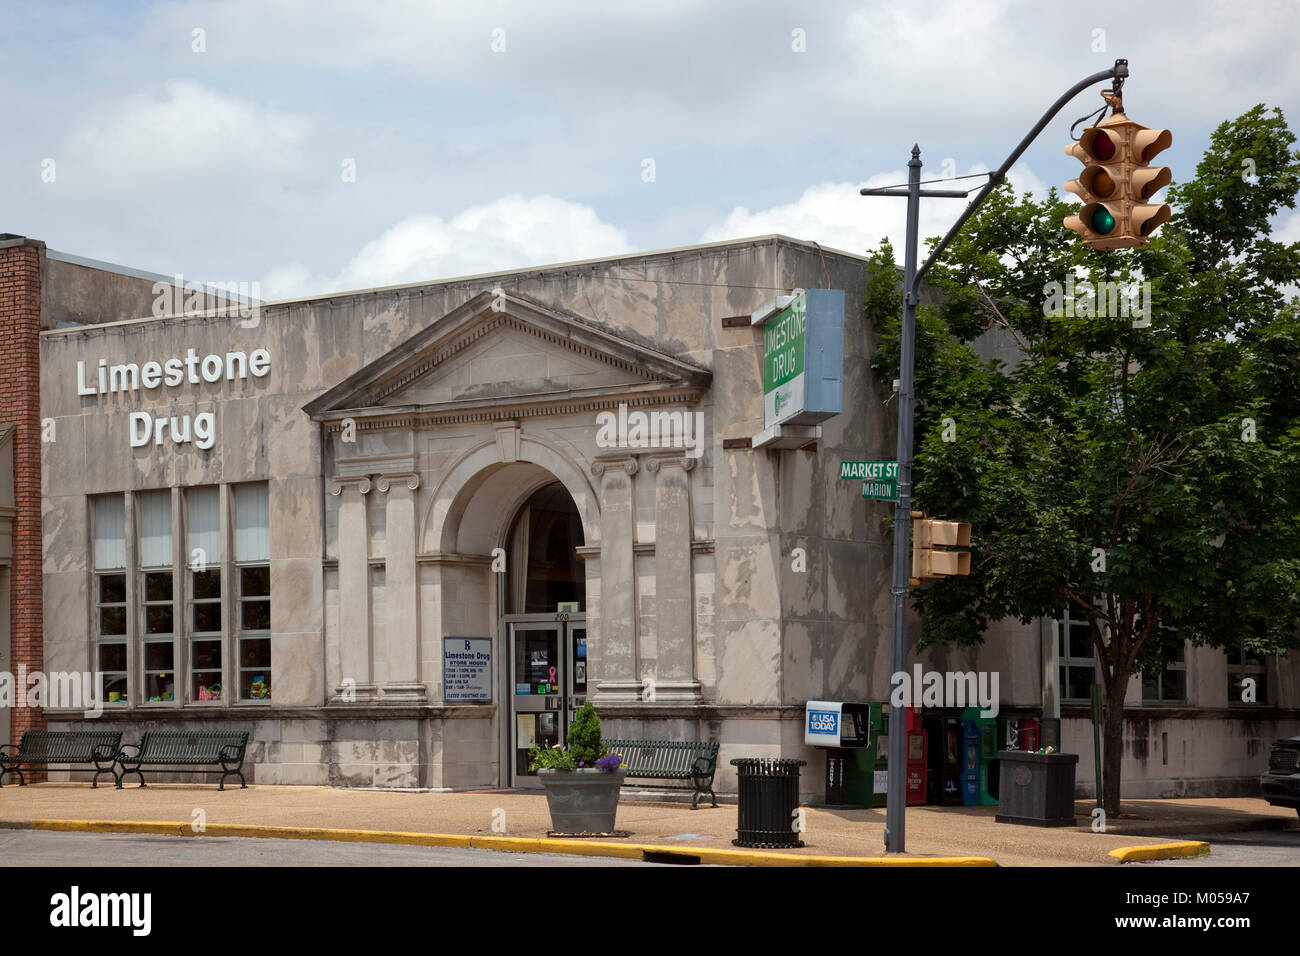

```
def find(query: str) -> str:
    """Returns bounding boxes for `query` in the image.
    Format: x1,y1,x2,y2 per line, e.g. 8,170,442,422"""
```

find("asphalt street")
1142,828,1300,867
0,829,666,867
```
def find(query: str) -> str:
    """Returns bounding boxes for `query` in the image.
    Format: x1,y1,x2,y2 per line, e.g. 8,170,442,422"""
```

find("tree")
870,105,1300,815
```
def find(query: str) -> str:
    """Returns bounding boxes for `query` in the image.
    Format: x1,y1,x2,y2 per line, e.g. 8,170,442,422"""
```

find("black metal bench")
604,738,719,809
116,731,250,790
0,731,123,788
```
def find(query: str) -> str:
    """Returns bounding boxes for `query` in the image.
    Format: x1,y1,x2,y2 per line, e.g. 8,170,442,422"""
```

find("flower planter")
538,768,627,834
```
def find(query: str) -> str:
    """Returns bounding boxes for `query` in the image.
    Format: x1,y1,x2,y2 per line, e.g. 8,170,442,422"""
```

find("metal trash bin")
730,757,807,848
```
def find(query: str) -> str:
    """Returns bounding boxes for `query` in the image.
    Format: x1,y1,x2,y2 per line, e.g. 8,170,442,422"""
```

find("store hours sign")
757,289,844,429
442,637,492,702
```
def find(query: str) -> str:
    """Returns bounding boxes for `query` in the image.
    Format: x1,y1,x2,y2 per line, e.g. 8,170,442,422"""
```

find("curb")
26,819,998,867
1108,841,1211,863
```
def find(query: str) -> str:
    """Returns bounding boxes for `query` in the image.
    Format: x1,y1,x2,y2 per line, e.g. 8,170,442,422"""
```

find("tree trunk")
1102,667,1129,817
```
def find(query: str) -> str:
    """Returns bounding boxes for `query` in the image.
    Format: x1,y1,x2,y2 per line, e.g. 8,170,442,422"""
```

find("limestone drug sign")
755,289,844,429
443,637,492,702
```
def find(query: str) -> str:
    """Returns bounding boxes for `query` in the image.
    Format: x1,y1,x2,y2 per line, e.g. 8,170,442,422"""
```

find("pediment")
304,290,711,427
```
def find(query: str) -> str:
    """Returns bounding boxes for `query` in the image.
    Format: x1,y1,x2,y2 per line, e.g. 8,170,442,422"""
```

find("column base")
380,682,429,704
592,681,646,703
330,682,380,704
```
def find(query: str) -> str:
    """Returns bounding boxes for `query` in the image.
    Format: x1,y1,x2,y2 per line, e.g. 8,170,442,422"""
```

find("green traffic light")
1090,207,1116,235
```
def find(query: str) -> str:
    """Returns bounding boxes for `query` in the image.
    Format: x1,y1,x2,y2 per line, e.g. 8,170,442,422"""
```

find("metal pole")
884,145,922,853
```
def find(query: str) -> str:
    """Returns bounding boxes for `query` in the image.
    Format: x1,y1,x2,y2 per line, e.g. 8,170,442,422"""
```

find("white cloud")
261,194,633,299
701,164,1049,260
64,81,309,188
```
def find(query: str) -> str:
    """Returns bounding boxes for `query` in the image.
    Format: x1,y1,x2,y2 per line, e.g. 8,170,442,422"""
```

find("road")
0,829,665,866
1142,828,1300,867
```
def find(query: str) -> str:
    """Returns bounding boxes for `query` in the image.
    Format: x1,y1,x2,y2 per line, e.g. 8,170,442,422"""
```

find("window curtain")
234,483,269,562
186,486,222,564
92,495,126,570
137,490,172,568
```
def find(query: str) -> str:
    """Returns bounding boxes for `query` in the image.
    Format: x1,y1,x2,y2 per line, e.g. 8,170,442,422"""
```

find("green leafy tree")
871,105,1300,815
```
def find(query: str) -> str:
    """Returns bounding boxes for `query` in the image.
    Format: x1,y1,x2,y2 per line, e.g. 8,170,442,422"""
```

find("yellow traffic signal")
1064,98,1171,249
910,511,972,583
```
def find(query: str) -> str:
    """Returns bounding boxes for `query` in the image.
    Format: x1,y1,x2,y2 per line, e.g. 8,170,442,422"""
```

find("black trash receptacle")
731,757,807,848
995,750,1079,827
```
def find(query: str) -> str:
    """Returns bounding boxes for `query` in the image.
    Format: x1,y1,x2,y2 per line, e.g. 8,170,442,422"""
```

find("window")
187,486,223,702
1057,604,1099,701
1227,640,1267,706
92,495,128,704
1141,628,1187,703
138,491,175,703
235,483,271,701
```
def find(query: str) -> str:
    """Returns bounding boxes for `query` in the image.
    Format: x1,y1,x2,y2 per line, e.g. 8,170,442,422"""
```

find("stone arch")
419,432,600,556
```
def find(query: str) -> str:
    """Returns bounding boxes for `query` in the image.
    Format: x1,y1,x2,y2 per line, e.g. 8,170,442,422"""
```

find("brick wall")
0,239,44,748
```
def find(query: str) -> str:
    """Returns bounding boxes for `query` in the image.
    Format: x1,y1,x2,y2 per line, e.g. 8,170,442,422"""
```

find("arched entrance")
500,481,587,787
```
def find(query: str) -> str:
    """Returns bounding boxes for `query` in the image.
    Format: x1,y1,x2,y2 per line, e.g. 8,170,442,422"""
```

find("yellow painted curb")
1109,841,1210,863
28,819,997,867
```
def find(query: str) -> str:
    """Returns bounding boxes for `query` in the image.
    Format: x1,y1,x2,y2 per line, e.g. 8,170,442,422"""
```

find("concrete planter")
538,768,627,834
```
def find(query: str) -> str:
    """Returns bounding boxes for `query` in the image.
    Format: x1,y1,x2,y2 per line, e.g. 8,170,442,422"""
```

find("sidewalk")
0,784,1293,866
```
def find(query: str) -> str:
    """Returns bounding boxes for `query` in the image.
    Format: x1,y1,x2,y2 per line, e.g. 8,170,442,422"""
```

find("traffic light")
910,511,972,583
1064,101,1171,249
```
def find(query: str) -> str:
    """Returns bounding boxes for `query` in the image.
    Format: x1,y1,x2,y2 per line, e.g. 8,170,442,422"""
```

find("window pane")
92,495,126,570
240,565,270,598
98,573,126,605
100,606,127,636
99,642,127,671
1162,669,1185,701
193,569,221,600
187,486,222,563
241,670,271,700
1069,622,1093,659
235,483,269,563
144,641,172,671
240,638,271,668
193,674,223,701
241,599,270,631
1141,673,1160,701
1066,666,1094,700
144,571,172,603
101,673,127,700
138,490,173,567
144,672,175,701
193,639,221,670
145,603,174,635
194,601,222,633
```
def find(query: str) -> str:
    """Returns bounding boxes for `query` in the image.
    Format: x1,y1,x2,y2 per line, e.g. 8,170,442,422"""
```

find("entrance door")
508,618,587,787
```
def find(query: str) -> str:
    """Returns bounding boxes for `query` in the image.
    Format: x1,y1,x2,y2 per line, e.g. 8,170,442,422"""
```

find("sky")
3,0,1299,300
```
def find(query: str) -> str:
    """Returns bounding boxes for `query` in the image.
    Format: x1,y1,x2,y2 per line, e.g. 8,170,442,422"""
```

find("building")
7,232,1298,798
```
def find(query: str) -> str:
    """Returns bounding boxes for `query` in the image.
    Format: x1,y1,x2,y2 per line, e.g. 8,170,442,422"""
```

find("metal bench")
604,738,719,809
0,731,123,788
116,731,250,790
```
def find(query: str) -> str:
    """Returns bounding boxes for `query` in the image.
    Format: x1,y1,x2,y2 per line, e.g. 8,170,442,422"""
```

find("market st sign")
755,289,844,429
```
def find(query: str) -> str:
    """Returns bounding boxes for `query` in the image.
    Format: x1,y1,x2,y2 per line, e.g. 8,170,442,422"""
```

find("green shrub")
528,745,577,773
566,702,606,766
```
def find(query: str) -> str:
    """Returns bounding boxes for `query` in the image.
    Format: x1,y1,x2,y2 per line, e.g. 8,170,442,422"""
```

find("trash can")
731,757,807,848
995,750,1079,827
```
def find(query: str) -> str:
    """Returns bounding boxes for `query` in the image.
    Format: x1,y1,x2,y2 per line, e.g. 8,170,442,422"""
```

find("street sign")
840,460,898,500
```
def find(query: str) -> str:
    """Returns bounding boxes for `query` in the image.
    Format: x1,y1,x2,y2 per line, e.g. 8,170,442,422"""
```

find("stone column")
329,477,378,703
590,456,640,701
646,455,701,701
377,472,425,702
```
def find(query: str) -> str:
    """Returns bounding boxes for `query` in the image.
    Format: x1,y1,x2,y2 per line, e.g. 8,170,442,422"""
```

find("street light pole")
862,59,1129,854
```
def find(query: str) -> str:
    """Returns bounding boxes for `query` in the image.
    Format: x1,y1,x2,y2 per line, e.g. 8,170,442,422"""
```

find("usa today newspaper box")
805,701,888,808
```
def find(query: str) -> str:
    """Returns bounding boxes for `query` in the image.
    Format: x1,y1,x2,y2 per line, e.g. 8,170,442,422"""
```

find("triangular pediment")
304,290,711,426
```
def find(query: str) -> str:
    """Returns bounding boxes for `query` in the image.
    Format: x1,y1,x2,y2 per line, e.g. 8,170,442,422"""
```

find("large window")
1227,640,1268,706
92,495,127,704
1057,604,1099,701
1141,628,1187,703
138,491,175,703
235,483,271,701
187,486,223,702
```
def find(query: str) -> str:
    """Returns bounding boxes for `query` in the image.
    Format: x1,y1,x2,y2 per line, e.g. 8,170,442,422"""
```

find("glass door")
508,618,587,787
510,622,564,787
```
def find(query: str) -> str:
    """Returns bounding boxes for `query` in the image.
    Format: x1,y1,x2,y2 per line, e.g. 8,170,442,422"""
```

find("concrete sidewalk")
0,784,1292,865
